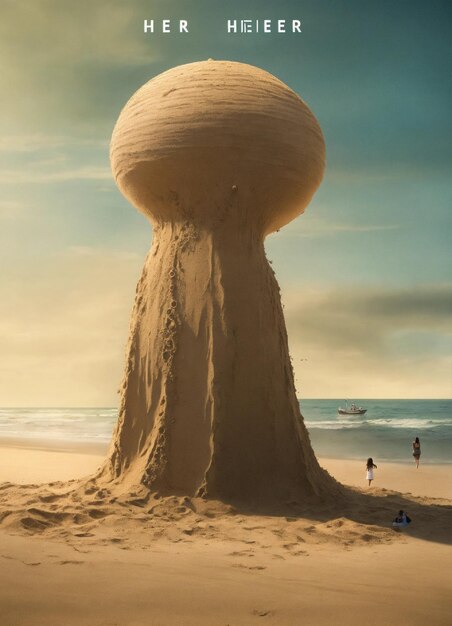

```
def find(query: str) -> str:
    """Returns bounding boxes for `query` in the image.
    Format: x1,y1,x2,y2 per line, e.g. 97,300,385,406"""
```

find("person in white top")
366,457,377,486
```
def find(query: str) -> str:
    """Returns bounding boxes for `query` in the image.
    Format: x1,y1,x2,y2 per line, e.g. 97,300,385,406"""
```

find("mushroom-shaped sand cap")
110,60,325,235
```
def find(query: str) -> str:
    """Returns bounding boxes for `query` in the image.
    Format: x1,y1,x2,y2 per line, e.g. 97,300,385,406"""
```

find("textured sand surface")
1,533,451,626
102,60,333,501
0,446,451,625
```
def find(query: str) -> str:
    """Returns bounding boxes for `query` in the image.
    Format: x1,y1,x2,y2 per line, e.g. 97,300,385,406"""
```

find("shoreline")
0,439,451,499
0,436,108,455
0,435,450,463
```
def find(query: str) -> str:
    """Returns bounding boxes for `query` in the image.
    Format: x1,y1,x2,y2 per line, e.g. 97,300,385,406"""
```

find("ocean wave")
0,405,451,463
0,408,117,443
304,420,361,430
366,418,452,429
305,418,452,430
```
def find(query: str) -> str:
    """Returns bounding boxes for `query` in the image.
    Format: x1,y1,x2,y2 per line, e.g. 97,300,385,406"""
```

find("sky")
0,0,451,405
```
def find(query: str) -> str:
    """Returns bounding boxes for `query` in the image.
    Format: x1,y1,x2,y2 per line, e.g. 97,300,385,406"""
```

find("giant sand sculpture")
100,60,336,503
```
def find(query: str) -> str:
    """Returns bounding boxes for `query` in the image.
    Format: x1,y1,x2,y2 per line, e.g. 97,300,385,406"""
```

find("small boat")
338,401,367,416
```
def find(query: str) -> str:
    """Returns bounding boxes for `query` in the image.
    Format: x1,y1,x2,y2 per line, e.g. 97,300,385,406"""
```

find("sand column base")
99,222,330,502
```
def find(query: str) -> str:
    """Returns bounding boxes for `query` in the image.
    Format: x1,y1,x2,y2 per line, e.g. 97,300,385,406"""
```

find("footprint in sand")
73,513,90,525
20,517,48,531
24,508,72,531
282,543,309,556
252,608,274,617
127,497,148,508
87,508,109,519
59,560,84,566
38,494,61,503
69,546,90,554
331,519,344,528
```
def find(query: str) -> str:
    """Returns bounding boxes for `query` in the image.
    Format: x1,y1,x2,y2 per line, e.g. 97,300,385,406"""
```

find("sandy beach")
320,457,452,500
0,439,450,499
0,440,451,626
0,438,106,484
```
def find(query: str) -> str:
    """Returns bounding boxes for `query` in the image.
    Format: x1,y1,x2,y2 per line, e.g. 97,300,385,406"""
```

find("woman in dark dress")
412,436,421,468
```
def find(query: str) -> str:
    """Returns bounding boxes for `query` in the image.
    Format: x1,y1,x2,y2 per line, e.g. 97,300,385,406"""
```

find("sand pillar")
101,60,334,502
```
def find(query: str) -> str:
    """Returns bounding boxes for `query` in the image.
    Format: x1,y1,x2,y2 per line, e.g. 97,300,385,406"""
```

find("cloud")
347,287,452,322
0,200,29,220
0,134,108,153
284,284,452,398
325,164,432,184
0,247,143,406
64,246,140,261
277,217,401,238
286,284,452,350
0,0,162,136
0,1,154,68
0,134,66,153
0,166,112,184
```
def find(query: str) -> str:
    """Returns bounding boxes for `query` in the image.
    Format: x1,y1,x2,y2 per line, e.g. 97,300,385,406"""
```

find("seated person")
392,510,411,529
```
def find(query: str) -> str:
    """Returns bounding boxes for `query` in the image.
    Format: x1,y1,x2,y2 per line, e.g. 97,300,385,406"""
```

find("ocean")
0,400,451,463
301,399,452,463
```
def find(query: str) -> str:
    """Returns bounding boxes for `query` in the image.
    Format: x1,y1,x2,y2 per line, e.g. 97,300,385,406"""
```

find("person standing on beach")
412,437,421,468
366,458,377,486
